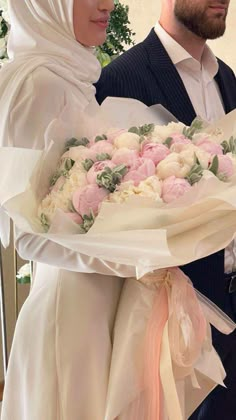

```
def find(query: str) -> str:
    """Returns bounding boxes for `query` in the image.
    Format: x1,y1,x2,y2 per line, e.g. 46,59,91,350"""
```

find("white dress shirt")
155,22,236,272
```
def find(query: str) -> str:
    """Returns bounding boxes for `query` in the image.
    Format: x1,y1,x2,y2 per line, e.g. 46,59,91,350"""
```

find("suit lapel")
142,29,197,125
215,61,235,114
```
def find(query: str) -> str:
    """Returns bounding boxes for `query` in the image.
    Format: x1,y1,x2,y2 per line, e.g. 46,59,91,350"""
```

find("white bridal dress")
0,1,137,416
0,64,139,418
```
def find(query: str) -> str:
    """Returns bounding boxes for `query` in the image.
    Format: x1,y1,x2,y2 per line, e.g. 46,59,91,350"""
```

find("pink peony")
123,157,156,186
66,212,83,225
112,148,140,168
89,140,114,156
72,184,109,217
141,142,170,165
170,134,191,145
213,154,234,179
87,160,116,184
196,138,223,155
162,176,191,203
169,134,192,152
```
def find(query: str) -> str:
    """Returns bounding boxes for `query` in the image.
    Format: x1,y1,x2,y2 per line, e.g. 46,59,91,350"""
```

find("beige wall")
123,0,236,72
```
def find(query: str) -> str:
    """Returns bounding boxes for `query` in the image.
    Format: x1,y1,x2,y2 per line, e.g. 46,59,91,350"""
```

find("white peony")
156,151,193,179
114,132,140,151
39,191,71,223
136,176,162,200
152,122,186,142
108,176,163,203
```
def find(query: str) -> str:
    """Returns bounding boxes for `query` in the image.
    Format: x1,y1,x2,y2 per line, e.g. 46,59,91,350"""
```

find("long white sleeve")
15,229,136,277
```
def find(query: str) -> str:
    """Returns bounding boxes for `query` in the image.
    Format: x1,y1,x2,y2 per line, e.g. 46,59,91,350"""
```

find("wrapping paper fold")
105,269,235,420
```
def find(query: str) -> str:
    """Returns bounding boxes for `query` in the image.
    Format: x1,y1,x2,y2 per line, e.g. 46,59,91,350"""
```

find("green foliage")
97,0,135,66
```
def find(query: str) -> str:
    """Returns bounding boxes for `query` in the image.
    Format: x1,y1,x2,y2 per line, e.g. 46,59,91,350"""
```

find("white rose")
114,132,140,151
157,152,193,179
153,122,186,142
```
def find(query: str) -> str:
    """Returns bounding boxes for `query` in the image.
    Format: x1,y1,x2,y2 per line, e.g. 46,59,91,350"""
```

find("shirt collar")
154,22,219,80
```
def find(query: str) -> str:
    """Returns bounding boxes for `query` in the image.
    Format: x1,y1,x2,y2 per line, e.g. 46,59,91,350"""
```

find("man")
96,1,236,419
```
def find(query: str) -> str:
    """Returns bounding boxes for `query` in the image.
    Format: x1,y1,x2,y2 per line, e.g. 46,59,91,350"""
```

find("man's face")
174,0,230,39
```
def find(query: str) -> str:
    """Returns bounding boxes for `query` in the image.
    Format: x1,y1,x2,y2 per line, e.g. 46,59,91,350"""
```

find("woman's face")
73,0,114,46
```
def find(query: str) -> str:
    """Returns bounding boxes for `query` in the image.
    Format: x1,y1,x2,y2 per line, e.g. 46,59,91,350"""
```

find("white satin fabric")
0,1,129,419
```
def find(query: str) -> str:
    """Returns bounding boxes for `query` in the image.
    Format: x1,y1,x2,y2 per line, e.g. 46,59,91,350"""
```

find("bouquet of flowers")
0,98,236,419
38,115,235,235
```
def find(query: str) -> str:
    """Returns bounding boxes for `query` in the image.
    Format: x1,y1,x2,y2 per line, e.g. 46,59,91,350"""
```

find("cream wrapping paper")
0,98,236,419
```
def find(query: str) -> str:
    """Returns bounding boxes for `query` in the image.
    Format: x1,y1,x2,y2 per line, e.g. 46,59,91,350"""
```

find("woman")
0,1,135,419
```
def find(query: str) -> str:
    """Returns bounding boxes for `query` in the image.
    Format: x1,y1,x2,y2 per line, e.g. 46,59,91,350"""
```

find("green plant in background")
16,263,31,284
97,0,135,67
0,9,8,59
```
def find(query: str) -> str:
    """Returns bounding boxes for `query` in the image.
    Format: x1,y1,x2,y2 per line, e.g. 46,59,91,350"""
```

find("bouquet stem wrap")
106,268,234,420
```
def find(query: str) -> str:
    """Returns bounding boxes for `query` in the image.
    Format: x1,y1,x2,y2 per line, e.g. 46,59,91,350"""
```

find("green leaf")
17,276,31,284
128,126,139,135
183,118,203,140
221,136,236,155
163,137,173,148
40,213,50,231
64,137,89,151
208,155,219,176
128,124,154,137
96,153,111,161
82,159,94,172
94,134,107,142
81,212,95,232
185,160,204,185
96,164,128,192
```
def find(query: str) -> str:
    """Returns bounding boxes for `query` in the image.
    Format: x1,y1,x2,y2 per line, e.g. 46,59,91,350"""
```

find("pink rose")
123,157,156,186
212,154,234,179
72,184,109,217
66,212,83,225
89,140,114,156
112,148,140,168
162,176,191,203
141,142,170,165
196,138,223,155
87,160,116,184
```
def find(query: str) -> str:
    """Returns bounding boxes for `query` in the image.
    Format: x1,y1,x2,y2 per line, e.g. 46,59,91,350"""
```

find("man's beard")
174,0,228,40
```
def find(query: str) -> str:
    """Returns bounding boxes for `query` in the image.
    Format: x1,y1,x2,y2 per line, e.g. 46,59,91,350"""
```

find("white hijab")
0,0,101,247
0,0,101,145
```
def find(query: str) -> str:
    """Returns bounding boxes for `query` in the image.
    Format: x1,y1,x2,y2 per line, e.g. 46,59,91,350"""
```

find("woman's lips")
92,19,109,29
